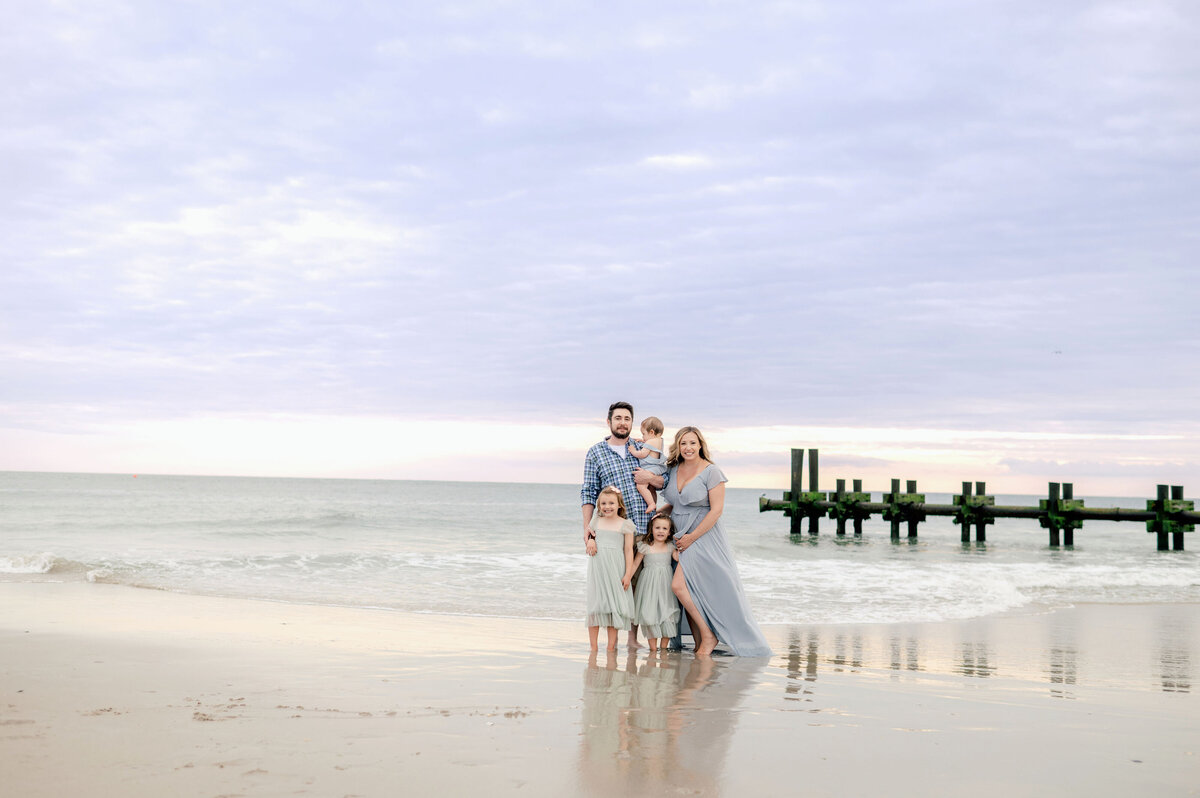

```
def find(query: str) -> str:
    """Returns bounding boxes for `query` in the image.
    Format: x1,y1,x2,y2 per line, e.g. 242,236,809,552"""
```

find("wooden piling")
1063,484,1075,546
1171,485,1189,551
853,479,865,536
1156,485,1170,551
835,479,847,536
789,448,804,536
1046,483,1061,546
808,448,821,536
906,481,920,539
976,481,988,542
959,482,972,543
889,479,901,540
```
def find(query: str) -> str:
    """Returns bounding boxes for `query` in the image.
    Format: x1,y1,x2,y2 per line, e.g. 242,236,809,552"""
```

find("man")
581,401,665,647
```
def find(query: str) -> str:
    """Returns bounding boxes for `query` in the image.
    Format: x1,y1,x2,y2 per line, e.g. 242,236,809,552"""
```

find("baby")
628,416,667,513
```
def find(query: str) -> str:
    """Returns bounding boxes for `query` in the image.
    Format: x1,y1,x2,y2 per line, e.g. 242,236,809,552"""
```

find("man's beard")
609,424,631,441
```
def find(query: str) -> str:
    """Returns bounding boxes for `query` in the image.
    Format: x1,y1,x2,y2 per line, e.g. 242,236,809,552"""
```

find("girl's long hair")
643,513,676,545
666,425,713,468
597,485,628,518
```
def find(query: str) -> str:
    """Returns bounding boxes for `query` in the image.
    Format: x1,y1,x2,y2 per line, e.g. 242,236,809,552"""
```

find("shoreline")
3,582,1197,797
12,563,1196,629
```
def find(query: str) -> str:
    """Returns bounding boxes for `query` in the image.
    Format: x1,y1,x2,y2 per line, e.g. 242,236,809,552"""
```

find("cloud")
640,153,714,169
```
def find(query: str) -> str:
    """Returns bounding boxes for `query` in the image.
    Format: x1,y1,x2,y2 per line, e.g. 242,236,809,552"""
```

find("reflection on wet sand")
1157,609,1191,694
578,650,765,796
783,634,817,701
888,634,920,673
1047,645,1078,699
778,604,1197,698
958,641,995,678
831,632,864,672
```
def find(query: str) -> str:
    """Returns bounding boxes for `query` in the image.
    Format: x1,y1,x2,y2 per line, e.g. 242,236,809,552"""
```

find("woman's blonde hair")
666,425,713,467
597,485,628,519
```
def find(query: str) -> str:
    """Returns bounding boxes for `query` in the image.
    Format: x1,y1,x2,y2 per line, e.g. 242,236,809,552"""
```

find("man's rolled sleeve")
580,449,600,506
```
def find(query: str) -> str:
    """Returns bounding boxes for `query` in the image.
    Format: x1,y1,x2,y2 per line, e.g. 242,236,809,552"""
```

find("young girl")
628,416,667,513
623,513,681,651
586,485,637,652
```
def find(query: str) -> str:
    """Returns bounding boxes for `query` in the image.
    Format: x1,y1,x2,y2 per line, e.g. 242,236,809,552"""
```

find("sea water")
1,471,1196,625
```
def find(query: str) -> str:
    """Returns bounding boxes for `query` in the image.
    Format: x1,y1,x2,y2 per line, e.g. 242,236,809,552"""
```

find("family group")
580,402,772,658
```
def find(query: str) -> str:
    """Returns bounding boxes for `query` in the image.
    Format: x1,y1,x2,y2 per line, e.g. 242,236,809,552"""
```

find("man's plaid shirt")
580,437,651,534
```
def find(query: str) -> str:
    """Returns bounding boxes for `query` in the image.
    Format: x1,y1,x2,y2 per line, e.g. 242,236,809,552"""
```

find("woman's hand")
676,533,693,553
586,540,597,556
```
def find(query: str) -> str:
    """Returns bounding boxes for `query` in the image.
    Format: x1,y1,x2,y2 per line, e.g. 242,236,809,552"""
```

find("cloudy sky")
3,1,1197,494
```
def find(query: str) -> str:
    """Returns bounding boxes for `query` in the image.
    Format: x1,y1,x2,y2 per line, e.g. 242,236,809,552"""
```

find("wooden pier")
759,448,1197,550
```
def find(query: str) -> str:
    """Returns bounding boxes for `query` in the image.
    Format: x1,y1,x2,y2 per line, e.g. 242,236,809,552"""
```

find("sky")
2,0,1198,495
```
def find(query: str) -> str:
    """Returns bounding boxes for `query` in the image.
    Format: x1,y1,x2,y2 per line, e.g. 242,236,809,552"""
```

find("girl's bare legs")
671,565,718,657
588,625,600,652
636,484,657,514
606,626,619,651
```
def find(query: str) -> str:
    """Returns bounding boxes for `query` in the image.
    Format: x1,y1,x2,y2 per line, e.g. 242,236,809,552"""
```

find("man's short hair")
608,401,634,421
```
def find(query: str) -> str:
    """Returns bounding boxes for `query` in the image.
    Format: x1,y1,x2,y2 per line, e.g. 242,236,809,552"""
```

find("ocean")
2,471,1196,625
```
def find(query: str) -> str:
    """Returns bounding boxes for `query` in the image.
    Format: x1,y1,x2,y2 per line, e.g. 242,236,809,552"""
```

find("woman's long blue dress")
663,463,772,657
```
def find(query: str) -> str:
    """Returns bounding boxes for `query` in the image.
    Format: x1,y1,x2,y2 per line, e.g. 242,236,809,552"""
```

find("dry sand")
2,582,1197,797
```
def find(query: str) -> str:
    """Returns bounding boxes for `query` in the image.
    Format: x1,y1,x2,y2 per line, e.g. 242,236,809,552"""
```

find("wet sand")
1,583,1197,797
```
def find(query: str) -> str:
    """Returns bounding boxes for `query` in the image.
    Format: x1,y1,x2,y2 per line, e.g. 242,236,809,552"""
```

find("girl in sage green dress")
624,513,681,651
586,486,636,652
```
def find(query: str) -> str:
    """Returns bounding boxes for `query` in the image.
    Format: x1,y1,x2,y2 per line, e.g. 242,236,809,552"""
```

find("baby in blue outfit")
628,416,667,514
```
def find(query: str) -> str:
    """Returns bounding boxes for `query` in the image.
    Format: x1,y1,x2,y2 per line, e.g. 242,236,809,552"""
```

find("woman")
659,426,772,658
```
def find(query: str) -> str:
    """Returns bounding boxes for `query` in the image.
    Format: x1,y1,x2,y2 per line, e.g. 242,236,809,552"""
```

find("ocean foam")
0,553,58,574
86,568,114,583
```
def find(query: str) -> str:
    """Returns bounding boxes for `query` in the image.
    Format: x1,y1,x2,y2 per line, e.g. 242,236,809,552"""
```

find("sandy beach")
2,582,1196,797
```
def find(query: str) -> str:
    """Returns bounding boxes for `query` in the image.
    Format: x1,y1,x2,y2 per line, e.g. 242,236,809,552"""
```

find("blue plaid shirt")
581,437,651,534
